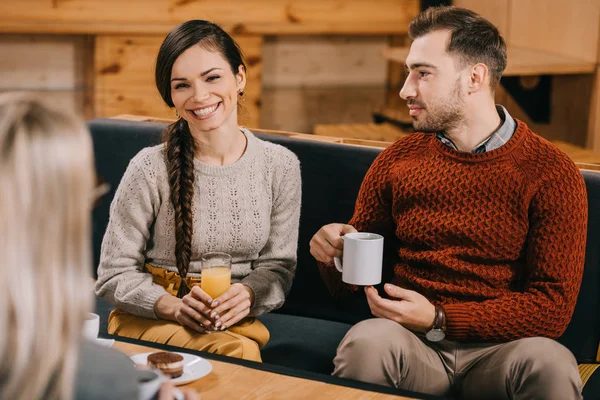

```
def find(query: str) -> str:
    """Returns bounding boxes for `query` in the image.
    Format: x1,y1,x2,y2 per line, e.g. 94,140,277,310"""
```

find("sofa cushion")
95,296,114,336
259,313,352,375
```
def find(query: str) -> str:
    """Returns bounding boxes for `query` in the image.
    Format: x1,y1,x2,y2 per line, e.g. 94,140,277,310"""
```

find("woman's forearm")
154,294,181,321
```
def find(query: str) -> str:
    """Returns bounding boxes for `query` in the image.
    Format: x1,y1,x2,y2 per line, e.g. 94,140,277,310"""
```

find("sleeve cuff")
442,303,474,340
138,286,169,320
241,274,284,316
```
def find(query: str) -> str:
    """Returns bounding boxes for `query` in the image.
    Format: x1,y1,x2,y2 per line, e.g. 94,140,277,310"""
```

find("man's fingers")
310,247,333,263
384,283,416,301
323,233,344,251
339,224,358,235
365,286,402,321
327,224,357,249
310,235,341,262
310,223,356,262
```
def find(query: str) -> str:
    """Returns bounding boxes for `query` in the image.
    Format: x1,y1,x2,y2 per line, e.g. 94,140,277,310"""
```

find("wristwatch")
425,304,447,342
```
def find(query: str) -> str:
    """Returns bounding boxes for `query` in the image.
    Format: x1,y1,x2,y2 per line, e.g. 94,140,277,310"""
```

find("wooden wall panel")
587,14,600,151
260,35,389,132
94,35,167,119
453,0,510,37
261,86,386,133
0,34,85,90
0,34,93,118
94,35,262,127
587,66,600,150
262,36,387,87
509,0,600,62
0,0,419,35
498,74,594,148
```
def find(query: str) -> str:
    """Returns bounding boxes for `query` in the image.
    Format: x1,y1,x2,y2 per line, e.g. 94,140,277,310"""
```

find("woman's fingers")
177,312,208,333
217,299,251,329
182,294,212,316
190,286,213,306
211,283,244,308
211,284,247,317
180,303,214,328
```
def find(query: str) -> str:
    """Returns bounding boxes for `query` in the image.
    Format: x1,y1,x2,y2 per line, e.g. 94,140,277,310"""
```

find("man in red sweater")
311,6,587,400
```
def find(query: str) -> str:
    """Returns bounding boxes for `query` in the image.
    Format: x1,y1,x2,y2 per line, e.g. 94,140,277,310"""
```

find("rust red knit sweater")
319,120,588,342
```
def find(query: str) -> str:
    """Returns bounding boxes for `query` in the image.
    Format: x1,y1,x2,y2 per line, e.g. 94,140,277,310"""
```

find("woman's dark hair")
155,20,246,297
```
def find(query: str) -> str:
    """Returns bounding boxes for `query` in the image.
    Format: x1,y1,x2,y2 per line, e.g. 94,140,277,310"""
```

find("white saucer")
130,351,212,386
96,338,115,348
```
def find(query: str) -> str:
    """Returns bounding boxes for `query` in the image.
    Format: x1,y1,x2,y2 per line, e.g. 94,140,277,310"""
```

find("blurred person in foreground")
0,93,198,400
311,6,586,400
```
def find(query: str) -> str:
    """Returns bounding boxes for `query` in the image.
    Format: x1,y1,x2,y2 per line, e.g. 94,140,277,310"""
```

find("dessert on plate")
147,351,185,378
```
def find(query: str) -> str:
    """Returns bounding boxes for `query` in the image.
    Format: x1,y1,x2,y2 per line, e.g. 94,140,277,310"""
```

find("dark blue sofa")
89,117,600,398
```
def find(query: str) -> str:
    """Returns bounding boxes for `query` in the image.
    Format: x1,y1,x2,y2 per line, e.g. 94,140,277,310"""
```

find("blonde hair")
0,93,95,400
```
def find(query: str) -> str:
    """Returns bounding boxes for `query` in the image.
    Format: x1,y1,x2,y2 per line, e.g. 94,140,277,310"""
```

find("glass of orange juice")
200,252,232,299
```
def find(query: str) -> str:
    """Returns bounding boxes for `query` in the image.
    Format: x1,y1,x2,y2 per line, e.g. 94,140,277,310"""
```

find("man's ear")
468,63,489,94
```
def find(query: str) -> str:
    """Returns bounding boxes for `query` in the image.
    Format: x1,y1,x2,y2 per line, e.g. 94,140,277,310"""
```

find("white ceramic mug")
334,232,384,285
82,312,100,340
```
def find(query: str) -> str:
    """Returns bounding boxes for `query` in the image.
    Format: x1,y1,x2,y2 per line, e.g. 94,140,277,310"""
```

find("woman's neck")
190,120,247,166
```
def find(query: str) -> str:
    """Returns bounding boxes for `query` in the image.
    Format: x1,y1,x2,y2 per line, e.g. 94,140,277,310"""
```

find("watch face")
426,329,445,342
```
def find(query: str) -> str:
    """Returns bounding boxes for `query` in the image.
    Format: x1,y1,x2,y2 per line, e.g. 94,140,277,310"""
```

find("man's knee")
336,318,415,361
508,337,580,386
333,318,449,394
333,318,417,381
511,337,577,368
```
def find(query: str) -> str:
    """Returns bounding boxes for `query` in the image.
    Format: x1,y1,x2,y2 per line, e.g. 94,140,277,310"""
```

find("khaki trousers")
333,319,582,400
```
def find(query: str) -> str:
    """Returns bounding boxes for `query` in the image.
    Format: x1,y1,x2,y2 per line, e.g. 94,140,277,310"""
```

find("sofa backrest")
88,118,600,362
560,170,600,362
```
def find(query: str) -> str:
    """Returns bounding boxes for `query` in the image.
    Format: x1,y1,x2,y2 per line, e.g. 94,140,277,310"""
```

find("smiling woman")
95,20,302,362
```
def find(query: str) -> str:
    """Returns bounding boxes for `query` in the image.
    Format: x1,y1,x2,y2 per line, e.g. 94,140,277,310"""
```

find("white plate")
130,352,212,386
96,338,115,348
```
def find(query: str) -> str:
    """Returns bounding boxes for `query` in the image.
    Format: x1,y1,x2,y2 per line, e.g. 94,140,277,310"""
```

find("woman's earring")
175,110,180,119
238,90,246,102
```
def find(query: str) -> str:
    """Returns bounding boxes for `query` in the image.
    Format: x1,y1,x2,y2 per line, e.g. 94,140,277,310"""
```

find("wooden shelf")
313,122,410,142
383,46,597,76
0,0,419,36
373,106,412,125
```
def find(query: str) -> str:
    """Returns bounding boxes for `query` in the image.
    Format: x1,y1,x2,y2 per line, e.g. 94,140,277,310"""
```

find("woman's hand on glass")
177,286,219,332
209,283,254,330
155,286,217,333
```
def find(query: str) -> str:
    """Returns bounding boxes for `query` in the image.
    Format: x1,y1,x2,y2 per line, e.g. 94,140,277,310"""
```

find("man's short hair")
409,6,507,91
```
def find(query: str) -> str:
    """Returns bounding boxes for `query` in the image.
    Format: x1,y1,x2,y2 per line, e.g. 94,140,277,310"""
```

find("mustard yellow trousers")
108,264,269,362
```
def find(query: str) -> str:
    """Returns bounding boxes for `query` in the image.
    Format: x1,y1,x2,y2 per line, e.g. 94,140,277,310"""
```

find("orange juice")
201,267,231,299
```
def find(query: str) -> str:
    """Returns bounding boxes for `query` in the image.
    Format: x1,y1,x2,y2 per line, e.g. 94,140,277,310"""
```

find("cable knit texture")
95,128,301,318
319,120,587,342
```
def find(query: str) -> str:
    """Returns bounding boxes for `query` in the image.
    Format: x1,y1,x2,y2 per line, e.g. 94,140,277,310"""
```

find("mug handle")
334,256,343,272
333,236,345,273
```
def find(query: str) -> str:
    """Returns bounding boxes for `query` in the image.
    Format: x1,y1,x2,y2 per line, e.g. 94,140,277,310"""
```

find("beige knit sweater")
95,128,301,318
